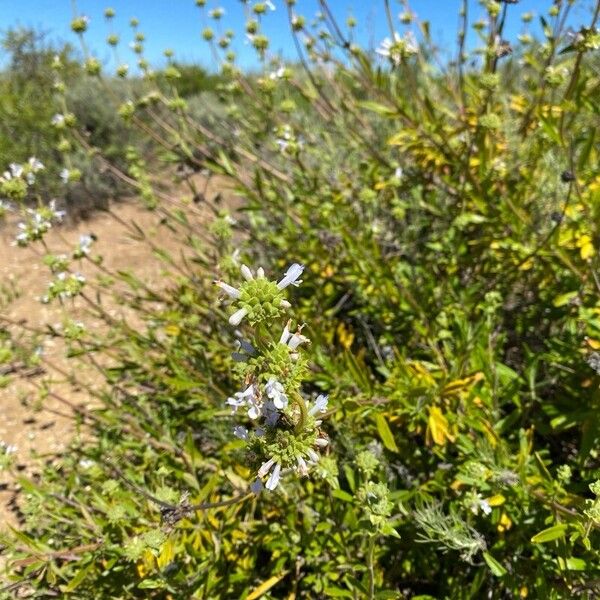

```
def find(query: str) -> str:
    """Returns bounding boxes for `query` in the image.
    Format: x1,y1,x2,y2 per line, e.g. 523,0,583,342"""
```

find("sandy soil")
0,184,226,531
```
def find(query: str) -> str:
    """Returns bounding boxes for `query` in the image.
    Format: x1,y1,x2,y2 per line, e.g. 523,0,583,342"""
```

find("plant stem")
367,535,376,599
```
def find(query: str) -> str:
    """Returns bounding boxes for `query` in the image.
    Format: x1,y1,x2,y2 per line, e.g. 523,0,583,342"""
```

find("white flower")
28,157,44,171
308,394,328,417
376,33,401,59
265,462,281,490
218,263,302,326
394,167,403,180
258,457,276,478
270,66,285,79
376,31,417,65
78,234,94,255
9,163,23,178
296,455,309,476
60,168,70,183
470,493,492,516
226,384,260,419
265,377,288,410
0,442,17,455
229,307,248,326
277,263,304,289
215,281,241,299
279,321,310,359
49,199,66,221
306,448,319,463
52,114,65,126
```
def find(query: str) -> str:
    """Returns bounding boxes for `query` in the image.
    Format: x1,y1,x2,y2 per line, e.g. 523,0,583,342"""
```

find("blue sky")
1,1,596,71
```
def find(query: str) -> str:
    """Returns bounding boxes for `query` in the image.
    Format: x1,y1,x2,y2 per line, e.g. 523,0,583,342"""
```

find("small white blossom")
308,394,328,417
265,377,288,410
52,113,65,126
28,157,44,172
9,163,23,178
78,234,94,255
277,263,304,289
0,442,17,455
265,462,281,490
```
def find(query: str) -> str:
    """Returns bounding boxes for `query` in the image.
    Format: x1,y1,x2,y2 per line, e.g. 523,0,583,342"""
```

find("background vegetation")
1,0,600,598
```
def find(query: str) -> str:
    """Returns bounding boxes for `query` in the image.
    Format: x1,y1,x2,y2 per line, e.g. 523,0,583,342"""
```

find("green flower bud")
85,57,101,76
71,16,89,33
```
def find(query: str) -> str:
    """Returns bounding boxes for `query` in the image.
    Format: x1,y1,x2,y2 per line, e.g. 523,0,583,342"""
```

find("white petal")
240,264,254,280
306,448,319,463
280,299,291,309
256,267,265,278
265,463,281,490
215,281,241,299
288,333,310,350
315,438,329,447
229,307,248,326
247,404,261,420
258,458,275,478
297,456,308,476
273,392,288,410
279,321,292,345
277,263,304,289
308,394,329,417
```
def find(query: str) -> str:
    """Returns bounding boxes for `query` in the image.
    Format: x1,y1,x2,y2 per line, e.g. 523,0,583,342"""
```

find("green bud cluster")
236,278,286,326
246,341,308,389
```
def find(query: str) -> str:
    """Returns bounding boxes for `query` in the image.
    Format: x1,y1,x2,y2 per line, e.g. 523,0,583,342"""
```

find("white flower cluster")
376,31,418,65
217,262,330,492
15,200,66,246
42,271,86,303
1,157,44,186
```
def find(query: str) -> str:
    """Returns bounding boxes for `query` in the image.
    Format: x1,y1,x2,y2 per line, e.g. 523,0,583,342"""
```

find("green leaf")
357,100,398,117
531,523,568,544
483,552,507,577
60,563,93,592
375,413,399,452
331,489,354,503
138,578,165,590
553,291,578,308
557,557,587,571
324,587,355,598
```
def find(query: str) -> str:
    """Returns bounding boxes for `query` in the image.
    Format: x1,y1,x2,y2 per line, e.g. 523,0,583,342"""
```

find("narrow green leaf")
531,523,568,544
483,551,507,577
331,489,354,503
375,413,399,452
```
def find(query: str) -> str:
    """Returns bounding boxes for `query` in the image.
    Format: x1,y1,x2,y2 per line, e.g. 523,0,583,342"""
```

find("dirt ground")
0,187,223,532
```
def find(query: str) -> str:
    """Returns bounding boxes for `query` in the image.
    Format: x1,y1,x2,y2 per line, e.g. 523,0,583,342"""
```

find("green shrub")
1,1,600,598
